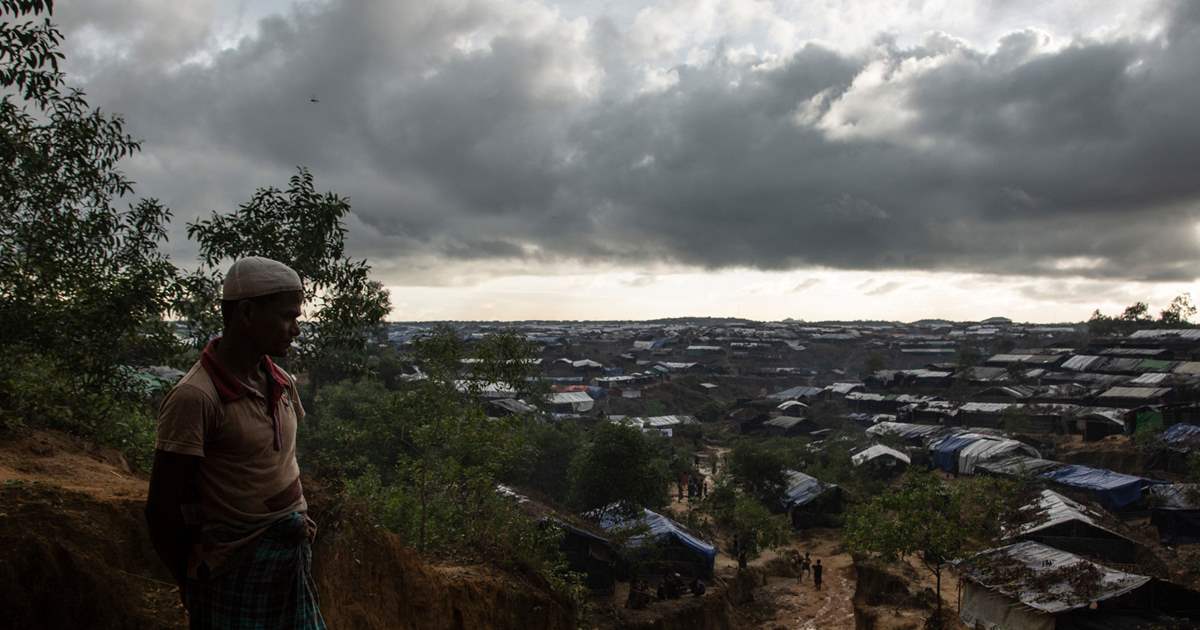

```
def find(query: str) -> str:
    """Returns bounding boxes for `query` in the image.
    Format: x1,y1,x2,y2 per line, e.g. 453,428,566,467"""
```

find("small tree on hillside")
0,0,179,392
845,472,1024,626
727,440,791,507
702,479,790,565
568,422,669,515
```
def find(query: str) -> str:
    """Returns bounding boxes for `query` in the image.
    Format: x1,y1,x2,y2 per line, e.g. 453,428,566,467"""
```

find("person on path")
812,559,823,590
146,257,325,629
801,551,811,579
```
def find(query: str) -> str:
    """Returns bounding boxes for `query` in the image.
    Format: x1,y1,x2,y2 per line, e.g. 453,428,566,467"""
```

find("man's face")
245,291,304,357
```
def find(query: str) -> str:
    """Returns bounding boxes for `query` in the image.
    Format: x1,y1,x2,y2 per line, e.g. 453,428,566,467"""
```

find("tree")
1160,293,1197,325
863,352,886,377
727,441,791,508
183,168,391,385
701,479,790,563
1120,301,1151,322
0,0,178,404
845,472,1024,625
568,422,669,514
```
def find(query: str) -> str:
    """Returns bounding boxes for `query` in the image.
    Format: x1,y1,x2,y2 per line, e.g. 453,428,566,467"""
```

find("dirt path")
728,528,856,630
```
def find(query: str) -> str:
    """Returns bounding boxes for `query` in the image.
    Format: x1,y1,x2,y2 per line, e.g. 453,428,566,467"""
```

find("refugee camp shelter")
781,470,842,528
1010,490,1142,563
762,415,816,437
930,433,1040,475
1038,464,1162,511
592,506,716,578
850,444,910,476
1148,484,1200,545
975,454,1063,479
496,486,618,592
959,541,1200,630
866,421,947,444
548,391,595,414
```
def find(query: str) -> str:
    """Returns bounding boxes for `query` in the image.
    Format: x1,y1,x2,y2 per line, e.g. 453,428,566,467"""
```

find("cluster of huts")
857,420,1200,627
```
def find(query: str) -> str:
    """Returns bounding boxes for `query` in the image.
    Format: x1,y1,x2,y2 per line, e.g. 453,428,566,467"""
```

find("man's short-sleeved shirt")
156,341,307,538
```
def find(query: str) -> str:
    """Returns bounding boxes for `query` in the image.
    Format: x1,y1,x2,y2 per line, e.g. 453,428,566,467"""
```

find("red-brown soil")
0,429,573,630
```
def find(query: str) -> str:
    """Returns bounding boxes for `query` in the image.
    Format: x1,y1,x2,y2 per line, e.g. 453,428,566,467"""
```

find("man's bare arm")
145,450,201,586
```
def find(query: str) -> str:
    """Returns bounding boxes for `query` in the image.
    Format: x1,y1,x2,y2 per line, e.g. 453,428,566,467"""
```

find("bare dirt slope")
0,429,573,630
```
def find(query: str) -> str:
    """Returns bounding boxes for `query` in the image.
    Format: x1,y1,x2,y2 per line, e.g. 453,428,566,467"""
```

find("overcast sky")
52,0,1200,322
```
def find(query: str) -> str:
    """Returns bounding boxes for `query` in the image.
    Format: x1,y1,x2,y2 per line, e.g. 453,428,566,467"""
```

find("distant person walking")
145,257,325,629
812,559,823,590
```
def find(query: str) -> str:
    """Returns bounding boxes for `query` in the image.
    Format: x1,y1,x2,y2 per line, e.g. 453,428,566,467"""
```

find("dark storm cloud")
53,0,1200,281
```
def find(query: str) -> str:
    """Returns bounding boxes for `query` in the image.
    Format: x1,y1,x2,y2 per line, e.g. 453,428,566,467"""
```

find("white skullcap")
222,256,304,301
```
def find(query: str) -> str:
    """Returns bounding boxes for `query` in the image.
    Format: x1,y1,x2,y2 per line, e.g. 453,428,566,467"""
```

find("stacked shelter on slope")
958,541,1200,630
780,469,842,529
1009,490,1144,564
850,444,910,478
1147,484,1200,545
590,505,716,579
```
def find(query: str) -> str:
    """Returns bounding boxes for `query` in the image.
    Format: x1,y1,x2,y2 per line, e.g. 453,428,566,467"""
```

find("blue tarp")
782,470,834,508
595,507,717,570
931,434,981,473
1161,423,1200,448
1038,465,1162,511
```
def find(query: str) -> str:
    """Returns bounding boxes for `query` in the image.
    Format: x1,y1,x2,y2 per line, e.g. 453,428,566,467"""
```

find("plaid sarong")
185,512,326,629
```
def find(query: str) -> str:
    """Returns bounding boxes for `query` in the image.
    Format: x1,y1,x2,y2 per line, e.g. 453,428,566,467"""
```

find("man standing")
145,257,325,629
812,558,823,590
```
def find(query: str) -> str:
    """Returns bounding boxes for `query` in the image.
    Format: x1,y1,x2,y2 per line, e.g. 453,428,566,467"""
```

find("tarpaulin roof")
1161,423,1200,448
958,439,1039,475
592,506,716,569
1097,386,1171,400
931,434,990,473
958,541,1151,614
1147,484,1200,510
1039,465,1162,510
976,455,1063,478
764,415,808,430
549,391,594,404
782,470,835,508
866,421,947,441
1012,490,1130,542
851,444,911,467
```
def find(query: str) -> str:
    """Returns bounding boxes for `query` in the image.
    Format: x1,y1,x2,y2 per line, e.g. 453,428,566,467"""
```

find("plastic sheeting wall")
960,582,1055,630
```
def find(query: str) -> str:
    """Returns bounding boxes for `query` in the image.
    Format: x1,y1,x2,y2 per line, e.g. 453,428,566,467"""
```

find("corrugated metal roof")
1062,355,1103,371
988,354,1034,363
1130,329,1200,340
1174,361,1200,375
1097,386,1171,399
959,541,1151,614
1128,372,1170,385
